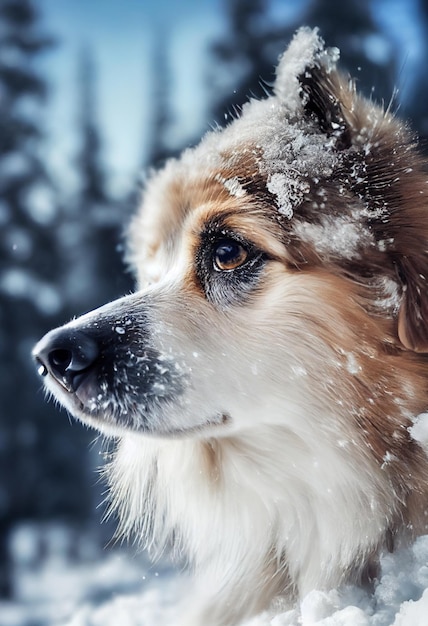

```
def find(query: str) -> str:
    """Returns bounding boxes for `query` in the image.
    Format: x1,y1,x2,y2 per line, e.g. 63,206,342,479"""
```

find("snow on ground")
2,523,428,626
0,522,173,626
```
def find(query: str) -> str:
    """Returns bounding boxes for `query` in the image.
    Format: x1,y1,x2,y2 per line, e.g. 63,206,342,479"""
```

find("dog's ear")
351,120,428,353
298,66,352,150
274,27,352,150
274,29,428,353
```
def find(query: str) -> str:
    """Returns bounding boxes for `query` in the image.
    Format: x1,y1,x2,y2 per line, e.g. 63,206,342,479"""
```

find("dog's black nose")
33,327,99,392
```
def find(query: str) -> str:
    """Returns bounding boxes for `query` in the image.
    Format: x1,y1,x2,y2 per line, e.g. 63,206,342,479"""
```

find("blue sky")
36,0,425,197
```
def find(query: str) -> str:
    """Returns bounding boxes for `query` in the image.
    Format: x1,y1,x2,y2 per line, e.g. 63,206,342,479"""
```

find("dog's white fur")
35,28,428,626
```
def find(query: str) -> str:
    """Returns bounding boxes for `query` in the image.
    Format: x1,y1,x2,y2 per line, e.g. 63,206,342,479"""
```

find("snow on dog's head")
131,27,428,348
34,28,428,626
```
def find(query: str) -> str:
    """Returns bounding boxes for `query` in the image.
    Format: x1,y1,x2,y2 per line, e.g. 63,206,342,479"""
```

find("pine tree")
144,27,174,168
65,45,132,312
76,46,109,205
0,0,92,596
209,0,297,125
0,0,56,596
408,0,428,142
302,0,396,103
129,29,174,220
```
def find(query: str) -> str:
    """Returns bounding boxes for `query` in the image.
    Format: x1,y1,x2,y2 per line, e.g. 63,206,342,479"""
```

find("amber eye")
213,239,249,271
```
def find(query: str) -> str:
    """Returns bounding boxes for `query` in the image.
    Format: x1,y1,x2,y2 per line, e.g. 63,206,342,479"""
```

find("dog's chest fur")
109,415,401,615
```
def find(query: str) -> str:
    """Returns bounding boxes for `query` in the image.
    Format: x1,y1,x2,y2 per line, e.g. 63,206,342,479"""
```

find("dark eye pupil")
217,242,238,261
214,239,248,270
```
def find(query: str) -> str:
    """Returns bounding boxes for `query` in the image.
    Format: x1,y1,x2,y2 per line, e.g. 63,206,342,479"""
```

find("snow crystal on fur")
266,172,310,219
215,174,247,198
292,214,372,260
274,27,339,113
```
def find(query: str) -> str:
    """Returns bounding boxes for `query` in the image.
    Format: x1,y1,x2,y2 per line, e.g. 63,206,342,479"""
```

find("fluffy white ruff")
107,417,392,623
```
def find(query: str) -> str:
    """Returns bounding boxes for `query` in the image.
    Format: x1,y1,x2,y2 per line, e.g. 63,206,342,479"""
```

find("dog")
33,27,428,626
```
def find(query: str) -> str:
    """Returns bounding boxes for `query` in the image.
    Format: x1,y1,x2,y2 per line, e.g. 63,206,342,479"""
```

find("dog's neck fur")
107,404,413,622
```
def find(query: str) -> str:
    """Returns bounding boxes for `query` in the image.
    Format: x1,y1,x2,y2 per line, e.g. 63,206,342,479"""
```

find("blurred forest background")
1,0,428,610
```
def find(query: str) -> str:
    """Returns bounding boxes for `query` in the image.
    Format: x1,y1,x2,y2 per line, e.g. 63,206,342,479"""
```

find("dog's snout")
33,328,99,392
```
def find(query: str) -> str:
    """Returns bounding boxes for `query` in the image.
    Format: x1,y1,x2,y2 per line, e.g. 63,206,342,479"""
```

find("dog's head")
33,28,428,453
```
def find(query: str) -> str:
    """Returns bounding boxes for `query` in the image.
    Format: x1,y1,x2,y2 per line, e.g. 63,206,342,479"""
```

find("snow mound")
63,581,181,626
57,535,428,626
4,526,428,625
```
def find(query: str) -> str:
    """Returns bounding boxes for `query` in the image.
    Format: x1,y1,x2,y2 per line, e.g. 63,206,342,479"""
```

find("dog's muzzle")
32,300,188,432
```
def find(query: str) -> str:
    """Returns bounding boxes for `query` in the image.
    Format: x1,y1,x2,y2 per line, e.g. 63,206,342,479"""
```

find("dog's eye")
213,239,249,271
